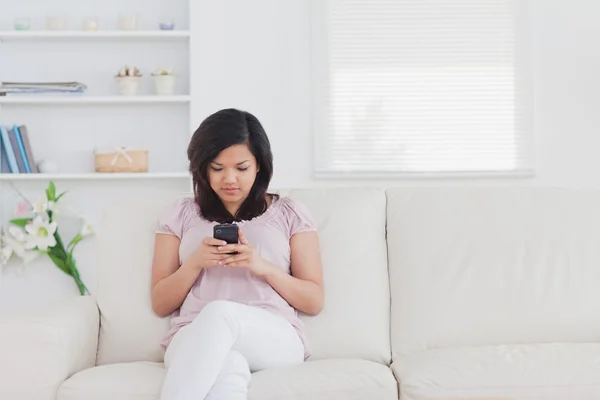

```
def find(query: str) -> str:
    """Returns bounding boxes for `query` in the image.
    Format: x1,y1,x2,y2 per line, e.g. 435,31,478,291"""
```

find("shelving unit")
0,172,189,181
0,30,190,41
0,95,191,105
0,0,197,306
0,0,194,181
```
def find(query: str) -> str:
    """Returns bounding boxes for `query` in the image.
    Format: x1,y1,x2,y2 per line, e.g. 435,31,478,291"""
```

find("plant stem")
69,258,88,295
53,230,68,259
54,228,88,295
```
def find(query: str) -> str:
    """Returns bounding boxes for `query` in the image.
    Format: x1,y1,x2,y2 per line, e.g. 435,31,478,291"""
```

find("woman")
151,108,324,400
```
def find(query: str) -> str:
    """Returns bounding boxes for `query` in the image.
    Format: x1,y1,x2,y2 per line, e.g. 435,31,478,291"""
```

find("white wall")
191,0,600,189
3,0,600,313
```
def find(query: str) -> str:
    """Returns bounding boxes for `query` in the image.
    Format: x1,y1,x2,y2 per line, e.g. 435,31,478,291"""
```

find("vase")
115,76,141,96
152,75,176,95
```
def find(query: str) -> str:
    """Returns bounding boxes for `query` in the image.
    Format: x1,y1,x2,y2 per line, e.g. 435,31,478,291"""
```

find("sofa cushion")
250,359,398,400
392,343,600,400
57,361,164,400
95,195,175,365
386,187,600,358
57,359,398,400
287,188,391,363
96,188,391,365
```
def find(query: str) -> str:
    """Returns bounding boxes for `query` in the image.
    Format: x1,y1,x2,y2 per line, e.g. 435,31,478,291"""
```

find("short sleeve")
156,197,192,239
281,197,317,238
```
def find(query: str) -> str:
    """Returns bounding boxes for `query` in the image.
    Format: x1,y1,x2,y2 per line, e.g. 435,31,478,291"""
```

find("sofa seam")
384,188,393,368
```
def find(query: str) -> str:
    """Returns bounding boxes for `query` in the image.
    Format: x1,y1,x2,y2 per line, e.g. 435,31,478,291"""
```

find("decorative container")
94,147,148,173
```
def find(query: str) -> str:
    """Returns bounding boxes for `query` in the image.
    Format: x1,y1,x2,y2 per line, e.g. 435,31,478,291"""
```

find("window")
311,0,532,178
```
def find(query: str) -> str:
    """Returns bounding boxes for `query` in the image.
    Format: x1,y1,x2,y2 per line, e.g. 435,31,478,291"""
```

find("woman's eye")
211,167,223,172
238,167,249,171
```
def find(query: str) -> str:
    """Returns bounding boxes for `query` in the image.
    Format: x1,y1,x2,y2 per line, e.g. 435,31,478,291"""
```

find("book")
16,125,38,173
0,133,11,173
0,81,87,95
7,127,27,173
13,125,31,173
0,125,19,173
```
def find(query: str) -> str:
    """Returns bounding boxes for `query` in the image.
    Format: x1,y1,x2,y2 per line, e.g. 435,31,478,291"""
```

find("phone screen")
213,224,239,244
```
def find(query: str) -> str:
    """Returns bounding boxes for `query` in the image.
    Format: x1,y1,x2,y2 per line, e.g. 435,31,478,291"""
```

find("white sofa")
2,187,600,400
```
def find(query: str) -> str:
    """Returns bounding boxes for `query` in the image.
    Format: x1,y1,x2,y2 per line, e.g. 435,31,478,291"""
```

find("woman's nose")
223,169,237,183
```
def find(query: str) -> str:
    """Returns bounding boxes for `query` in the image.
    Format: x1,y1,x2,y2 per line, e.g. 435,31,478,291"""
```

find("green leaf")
51,232,68,259
67,257,88,295
48,253,72,276
55,191,68,202
9,218,32,227
45,181,56,201
67,233,83,251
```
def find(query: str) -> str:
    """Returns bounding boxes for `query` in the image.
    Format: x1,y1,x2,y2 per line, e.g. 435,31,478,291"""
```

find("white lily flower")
33,197,47,213
24,216,57,251
1,245,13,265
8,225,27,243
32,198,57,214
2,234,39,263
80,222,94,237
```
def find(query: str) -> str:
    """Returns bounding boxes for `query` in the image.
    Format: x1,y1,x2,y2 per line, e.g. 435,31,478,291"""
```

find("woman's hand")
184,237,229,272
217,229,276,277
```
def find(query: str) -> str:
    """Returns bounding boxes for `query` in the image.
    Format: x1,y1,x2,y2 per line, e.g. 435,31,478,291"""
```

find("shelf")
0,30,190,41
0,172,190,181
0,95,191,105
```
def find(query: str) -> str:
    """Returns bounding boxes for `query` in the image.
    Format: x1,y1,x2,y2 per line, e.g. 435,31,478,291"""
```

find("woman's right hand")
184,237,228,272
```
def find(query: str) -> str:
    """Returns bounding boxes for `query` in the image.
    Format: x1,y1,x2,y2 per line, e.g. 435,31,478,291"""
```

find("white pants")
161,300,305,400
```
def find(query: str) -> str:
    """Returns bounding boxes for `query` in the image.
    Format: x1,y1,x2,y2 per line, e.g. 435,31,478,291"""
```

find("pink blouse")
156,195,317,360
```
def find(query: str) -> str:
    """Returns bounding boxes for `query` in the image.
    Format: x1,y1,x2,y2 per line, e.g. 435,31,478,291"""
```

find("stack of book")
0,125,38,173
0,81,87,96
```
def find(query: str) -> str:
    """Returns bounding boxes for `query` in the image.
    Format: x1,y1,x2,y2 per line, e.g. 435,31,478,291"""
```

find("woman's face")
208,144,259,213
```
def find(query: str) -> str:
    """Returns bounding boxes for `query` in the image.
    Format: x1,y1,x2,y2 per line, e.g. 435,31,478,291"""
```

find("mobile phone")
213,223,239,244
213,224,239,255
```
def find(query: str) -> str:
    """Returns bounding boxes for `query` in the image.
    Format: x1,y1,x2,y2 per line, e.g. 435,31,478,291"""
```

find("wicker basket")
94,147,148,173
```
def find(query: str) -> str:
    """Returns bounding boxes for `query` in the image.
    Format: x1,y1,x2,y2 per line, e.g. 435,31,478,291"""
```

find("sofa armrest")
0,296,99,400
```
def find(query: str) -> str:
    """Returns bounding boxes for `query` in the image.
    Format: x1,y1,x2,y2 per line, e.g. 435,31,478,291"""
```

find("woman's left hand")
217,229,275,277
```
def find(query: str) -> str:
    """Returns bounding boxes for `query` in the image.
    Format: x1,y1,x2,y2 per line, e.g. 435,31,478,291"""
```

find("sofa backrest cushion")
289,188,391,364
95,195,174,365
96,188,391,365
387,187,600,359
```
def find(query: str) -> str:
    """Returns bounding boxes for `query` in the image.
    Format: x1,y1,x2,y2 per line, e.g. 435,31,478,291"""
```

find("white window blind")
311,0,532,177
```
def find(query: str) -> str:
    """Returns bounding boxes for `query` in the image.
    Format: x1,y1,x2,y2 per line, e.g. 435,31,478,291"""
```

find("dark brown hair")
187,108,275,223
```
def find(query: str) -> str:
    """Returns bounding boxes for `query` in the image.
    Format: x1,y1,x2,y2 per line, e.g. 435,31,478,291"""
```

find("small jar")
118,14,138,31
46,15,66,30
158,20,175,31
14,17,31,31
82,17,99,31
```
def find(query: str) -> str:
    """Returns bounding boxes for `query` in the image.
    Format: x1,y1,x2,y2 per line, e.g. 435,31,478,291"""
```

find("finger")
219,253,248,265
217,244,247,253
224,262,241,267
208,248,228,257
224,262,245,268
238,228,249,245
204,237,227,247
202,258,222,267
209,246,236,256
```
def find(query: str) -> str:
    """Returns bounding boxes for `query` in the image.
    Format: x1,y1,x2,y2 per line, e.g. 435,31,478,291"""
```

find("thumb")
238,228,249,245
